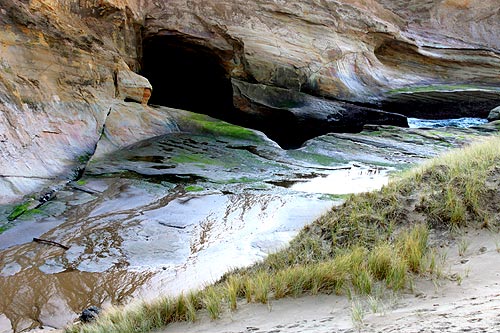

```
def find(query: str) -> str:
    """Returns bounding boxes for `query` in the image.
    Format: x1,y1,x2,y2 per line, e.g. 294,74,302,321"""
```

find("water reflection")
291,165,390,194
408,117,488,128
0,265,151,332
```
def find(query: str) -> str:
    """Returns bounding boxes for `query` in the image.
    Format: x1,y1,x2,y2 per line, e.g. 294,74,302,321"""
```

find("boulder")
117,70,153,105
488,106,500,121
79,306,101,323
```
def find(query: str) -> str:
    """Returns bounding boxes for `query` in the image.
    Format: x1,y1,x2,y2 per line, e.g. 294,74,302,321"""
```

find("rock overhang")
138,1,500,130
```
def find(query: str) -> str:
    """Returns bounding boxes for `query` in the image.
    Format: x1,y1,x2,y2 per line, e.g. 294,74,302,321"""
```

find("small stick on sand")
33,238,70,250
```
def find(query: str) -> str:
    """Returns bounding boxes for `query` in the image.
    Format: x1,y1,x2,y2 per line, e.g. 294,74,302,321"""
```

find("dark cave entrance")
141,35,235,119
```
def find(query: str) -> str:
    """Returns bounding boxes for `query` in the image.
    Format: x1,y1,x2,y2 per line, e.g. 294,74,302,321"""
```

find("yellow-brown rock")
116,70,152,104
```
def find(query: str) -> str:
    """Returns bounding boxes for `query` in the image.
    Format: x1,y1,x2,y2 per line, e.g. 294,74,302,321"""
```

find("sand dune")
166,229,500,333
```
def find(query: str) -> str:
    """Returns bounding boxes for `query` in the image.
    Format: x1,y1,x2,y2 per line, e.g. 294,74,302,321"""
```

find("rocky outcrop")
91,101,178,158
377,0,500,50
232,79,407,148
1,0,500,203
0,0,113,202
0,0,161,203
488,106,500,122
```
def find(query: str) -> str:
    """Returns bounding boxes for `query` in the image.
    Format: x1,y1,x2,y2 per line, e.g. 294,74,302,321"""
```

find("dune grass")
66,136,500,333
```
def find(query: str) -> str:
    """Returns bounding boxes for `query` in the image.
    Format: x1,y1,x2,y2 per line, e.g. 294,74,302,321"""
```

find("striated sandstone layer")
1,0,500,202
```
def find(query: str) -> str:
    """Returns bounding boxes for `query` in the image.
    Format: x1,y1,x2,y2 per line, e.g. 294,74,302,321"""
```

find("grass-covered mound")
67,136,500,333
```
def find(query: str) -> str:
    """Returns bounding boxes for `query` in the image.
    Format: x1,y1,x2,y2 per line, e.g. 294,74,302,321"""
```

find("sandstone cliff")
1,0,499,203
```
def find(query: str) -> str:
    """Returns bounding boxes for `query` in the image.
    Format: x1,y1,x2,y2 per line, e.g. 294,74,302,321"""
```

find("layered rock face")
142,0,500,97
0,0,173,203
1,0,500,202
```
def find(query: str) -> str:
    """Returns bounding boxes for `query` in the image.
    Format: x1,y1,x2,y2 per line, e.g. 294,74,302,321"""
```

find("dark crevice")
140,35,412,149
381,93,500,120
158,222,187,229
124,97,141,103
73,107,113,182
86,169,208,185
374,39,500,119
113,70,119,98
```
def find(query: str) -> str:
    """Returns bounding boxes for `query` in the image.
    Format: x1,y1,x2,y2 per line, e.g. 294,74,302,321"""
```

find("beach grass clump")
243,276,254,303
413,136,500,228
202,286,223,320
225,276,242,311
396,224,428,273
385,258,408,291
367,243,394,280
66,136,500,333
253,271,271,304
309,260,346,295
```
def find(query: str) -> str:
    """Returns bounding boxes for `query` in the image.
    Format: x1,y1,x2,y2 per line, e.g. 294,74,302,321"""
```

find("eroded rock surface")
141,0,500,106
1,0,500,202
232,79,408,148
0,0,140,203
1,1,499,331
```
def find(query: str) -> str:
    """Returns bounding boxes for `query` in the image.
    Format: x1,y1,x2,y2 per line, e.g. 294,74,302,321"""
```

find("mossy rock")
188,114,262,142
76,179,88,186
7,201,33,221
185,185,205,192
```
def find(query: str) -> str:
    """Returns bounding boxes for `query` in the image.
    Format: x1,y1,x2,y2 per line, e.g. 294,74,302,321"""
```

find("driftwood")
33,237,70,250
158,221,187,229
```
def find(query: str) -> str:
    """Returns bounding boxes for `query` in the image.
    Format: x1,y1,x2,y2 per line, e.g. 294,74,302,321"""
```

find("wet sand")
0,177,336,332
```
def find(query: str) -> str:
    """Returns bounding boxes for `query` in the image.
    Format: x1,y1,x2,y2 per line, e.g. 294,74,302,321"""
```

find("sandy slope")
165,229,500,333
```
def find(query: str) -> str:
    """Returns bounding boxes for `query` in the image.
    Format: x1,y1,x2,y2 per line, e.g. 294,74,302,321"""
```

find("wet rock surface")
79,306,100,324
1,1,500,332
0,110,498,332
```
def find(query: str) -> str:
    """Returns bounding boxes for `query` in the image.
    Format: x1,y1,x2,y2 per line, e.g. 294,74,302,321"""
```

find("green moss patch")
170,153,224,166
319,193,351,201
18,208,44,219
77,153,92,164
7,201,32,221
185,185,205,192
76,179,88,186
219,177,260,184
189,114,261,142
0,225,8,234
